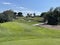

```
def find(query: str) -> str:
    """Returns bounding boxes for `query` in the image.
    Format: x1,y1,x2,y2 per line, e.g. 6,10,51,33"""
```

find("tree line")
0,10,40,23
1,6,60,24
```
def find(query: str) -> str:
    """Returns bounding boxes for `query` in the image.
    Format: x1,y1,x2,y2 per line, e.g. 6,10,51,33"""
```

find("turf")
0,22,60,45
0,39,60,45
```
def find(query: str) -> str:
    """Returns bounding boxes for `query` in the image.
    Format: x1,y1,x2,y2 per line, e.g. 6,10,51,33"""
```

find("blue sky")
0,0,60,15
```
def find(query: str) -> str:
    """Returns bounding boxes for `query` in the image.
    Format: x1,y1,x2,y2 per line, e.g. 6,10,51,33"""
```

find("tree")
0,13,8,23
3,10,15,21
40,12,47,17
48,7,53,12
40,12,48,22
47,13,58,25
40,7,58,25
53,7,60,24
33,13,36,17
14,12,17,19
30,13,32,17
17,12,23,17
27,13,30,17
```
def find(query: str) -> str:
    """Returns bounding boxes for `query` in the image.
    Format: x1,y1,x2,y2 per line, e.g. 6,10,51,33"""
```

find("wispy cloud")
15,6,27,10
2,2,12,5
19,7,26,9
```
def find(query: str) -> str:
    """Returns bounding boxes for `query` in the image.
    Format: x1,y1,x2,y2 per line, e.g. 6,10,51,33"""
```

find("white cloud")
19,7,26,9
15,6,27,10
13,6,40,14
2,2,12,5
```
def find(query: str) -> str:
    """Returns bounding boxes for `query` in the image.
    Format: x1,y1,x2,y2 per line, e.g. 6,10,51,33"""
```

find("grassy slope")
0,22,60,45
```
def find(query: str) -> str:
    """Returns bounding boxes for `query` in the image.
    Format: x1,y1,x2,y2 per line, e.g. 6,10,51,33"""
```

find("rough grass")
13,17,40,25
0,22,60,45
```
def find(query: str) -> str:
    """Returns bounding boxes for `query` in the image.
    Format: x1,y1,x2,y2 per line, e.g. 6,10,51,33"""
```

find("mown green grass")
1,39,60,45
0,22,60,45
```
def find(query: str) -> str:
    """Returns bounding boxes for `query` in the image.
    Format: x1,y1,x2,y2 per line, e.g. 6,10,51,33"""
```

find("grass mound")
0,22,60,45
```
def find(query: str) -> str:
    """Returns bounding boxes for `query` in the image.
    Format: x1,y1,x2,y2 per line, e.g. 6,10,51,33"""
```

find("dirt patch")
33,23,60,30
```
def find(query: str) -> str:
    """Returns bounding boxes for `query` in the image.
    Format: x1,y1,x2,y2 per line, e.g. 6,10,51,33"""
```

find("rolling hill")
0,22,60,45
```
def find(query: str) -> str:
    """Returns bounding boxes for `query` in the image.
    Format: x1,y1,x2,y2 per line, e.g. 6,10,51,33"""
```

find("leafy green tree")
53,7,60,24
0,13,8,23
30,13,32,17
40,12,47,17
17,12,23,17
40,7,58,25
14,12,17,19
3,10,14,21
33,13,36,17
27,13,30,17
